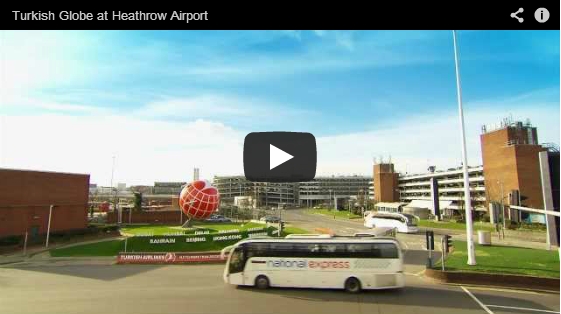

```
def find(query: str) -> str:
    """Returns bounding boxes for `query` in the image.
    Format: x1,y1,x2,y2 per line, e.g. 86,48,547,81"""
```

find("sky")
0,30,559,186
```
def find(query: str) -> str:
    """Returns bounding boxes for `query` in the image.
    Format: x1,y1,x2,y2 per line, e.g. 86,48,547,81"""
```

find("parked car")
205,215,232,223
260,215,282,223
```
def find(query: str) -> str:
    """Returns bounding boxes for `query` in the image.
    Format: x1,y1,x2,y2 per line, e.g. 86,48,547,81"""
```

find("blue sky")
1,30,559,185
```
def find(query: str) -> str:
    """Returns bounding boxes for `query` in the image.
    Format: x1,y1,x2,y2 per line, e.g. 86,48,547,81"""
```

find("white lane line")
461,286,494,314
414,269,425,276
486,305,560,314
463,285,542,295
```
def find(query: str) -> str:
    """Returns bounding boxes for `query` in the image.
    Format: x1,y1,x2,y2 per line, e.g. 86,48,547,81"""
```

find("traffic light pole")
441,237,445,271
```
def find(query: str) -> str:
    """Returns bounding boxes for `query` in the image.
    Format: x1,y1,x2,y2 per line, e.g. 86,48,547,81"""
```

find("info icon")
243,132,316,182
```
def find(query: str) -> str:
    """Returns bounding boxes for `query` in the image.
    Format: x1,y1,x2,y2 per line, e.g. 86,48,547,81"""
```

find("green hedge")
121,227,274,253
51,226,302,257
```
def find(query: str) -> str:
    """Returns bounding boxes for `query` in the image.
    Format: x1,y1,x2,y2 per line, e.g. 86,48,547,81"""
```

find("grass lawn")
50,225,311,257
50,240,126,257
280,226,310,237
418,220,496,232
435,240,560,278
310,208,362,219
121,222,263,236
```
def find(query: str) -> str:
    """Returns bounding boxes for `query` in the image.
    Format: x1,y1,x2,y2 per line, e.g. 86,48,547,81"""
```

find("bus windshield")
401,214,418,226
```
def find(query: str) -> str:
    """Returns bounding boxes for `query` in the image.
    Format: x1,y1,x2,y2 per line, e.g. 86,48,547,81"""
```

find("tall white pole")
452,30,476,266
538,151,553,250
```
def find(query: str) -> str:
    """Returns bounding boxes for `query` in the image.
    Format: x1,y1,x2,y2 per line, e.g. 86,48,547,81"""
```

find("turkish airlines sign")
116,252,227,264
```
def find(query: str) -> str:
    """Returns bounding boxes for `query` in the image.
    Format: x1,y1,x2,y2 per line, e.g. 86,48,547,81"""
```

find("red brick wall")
481,127,545,209
107,210,181,224
515,145,546,208
373,164,399,202
0,169,89,238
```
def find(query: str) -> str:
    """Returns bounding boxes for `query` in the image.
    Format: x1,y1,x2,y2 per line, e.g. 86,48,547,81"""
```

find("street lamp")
452,30,476,266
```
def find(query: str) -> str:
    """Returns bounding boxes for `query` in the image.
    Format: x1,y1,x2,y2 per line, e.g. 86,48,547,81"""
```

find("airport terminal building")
374,118,559,224
212,175,371,209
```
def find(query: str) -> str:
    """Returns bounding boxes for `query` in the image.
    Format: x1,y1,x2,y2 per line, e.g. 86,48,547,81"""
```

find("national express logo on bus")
266,259,350,269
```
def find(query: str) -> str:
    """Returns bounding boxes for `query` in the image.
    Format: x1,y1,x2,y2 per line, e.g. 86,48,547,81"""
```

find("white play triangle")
270,144,293,170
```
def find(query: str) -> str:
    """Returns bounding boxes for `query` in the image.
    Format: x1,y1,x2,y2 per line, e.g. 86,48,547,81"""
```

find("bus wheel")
344,277,361,293
255,276,270,289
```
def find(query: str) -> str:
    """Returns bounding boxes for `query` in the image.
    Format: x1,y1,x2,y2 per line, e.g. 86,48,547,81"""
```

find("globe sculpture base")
181,218,193,228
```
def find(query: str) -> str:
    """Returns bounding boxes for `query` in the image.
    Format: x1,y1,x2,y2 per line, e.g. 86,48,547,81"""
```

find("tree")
133,192,143,211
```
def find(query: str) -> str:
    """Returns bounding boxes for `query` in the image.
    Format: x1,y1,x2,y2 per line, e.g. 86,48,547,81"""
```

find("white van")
364,212,418,234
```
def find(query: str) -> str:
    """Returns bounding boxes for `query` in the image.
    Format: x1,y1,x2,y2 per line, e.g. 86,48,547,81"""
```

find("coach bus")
363,212,419,234
220,234,404,293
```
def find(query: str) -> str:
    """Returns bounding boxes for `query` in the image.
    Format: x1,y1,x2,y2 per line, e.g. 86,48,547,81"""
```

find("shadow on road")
237,284,557,312
403,249,442,266
4,264,165,281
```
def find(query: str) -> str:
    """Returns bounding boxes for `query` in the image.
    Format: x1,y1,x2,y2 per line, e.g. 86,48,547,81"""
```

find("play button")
270,144,293,170
244,132,316,182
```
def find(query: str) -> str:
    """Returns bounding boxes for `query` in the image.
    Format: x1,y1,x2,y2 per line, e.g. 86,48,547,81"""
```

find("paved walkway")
0,236,124,265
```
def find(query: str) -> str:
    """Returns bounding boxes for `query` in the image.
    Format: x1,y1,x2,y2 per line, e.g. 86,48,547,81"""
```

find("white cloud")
2,100,557,186
136,95,251,118
315,103,559,177
0,31,101,96
133,94,317,128
2,95,109,114
0,114,246,186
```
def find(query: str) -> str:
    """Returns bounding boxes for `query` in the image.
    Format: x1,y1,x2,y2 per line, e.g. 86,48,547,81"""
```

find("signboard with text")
116,252,227,264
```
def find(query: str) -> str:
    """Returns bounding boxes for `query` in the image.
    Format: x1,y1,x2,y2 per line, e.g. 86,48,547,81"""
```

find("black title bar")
4,3,559,30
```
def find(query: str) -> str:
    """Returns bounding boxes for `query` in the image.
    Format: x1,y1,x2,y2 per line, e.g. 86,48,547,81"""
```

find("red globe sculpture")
179,180,220,220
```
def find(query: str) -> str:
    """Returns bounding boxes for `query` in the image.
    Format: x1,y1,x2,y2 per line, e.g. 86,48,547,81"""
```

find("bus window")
247,242,269,258
269,242,295,257
292,243,320,257
320,243,346,257
372,243,399,258
346,243,372,258
229,246,246,274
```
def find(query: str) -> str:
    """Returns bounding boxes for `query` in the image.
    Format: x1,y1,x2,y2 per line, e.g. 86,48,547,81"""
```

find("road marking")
447,283,556,295
486,305,559,314
461,286,494,314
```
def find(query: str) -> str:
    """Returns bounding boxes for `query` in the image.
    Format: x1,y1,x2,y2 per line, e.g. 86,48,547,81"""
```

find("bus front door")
228,246,246,285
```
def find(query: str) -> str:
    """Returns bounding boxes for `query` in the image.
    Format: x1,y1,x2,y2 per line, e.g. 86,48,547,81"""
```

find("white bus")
363,212,419,234
220,235,404,293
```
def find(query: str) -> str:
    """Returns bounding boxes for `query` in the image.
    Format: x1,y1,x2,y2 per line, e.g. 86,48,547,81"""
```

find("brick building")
480,120,547,211
0,168,90,239
373,163,399,203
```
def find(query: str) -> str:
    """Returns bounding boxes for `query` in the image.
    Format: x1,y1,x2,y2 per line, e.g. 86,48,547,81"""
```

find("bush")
506,220,519,230
519,222,547,231
0,235,22,246
103,225,120,232
481,214,491,223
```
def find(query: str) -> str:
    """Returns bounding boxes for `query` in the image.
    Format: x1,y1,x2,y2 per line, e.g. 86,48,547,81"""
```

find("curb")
0,259,24,266
424,268,560,292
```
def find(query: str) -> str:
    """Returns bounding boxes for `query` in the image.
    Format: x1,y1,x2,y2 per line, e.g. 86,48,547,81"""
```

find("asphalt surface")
1,264,558,314
0,209,558,314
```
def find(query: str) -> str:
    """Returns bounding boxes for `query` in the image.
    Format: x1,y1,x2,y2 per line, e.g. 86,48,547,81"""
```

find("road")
0,264,558,314
0,209,558,314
